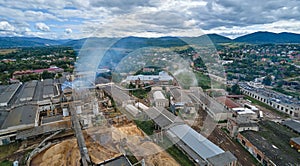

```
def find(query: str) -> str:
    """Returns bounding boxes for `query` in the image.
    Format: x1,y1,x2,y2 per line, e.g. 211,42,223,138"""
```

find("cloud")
0,21,15,31
65,28,72,34
1,0,300,38
35,22,50,32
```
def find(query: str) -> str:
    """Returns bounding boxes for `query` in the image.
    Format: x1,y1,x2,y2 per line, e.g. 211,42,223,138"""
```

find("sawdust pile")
84,134,121,164
31,139,80,166
112,123,179,166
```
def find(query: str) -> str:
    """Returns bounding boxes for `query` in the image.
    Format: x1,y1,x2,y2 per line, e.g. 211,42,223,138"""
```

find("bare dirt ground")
207,127,257,166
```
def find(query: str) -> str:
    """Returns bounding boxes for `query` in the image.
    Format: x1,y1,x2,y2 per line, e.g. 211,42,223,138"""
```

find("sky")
0,0,300,39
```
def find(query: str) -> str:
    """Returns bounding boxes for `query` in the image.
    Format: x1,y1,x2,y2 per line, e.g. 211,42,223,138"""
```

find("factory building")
188,88,232,122
0,83,21,107
153,91,168,108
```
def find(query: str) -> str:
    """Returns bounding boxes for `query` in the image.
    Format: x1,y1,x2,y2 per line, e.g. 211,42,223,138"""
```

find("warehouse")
103,85,134,107
282,120,300,134
0,83,21,107
0,105,39,145
144,107,183,129
42,79,55,99
125,104,141,118
188,90,232,121
19,81,38,102
166,124,237,165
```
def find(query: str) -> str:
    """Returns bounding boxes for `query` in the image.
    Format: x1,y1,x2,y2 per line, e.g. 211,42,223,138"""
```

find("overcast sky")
0,0,300,39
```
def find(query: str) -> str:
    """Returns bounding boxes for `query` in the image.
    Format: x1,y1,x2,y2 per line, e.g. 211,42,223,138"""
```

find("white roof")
232,107,256,114
153,91,166,100
168,124,224,160
125,105,141,117
135,102,149,111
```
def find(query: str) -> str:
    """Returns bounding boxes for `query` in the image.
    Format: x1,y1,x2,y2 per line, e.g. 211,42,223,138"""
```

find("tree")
262,75,272,86
231,84,242,95
41,70,54,79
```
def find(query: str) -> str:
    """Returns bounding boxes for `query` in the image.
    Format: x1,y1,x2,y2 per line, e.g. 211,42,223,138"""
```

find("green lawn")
159,136,195,166
0,160,13,166
0,142,20,159
134,120,155,136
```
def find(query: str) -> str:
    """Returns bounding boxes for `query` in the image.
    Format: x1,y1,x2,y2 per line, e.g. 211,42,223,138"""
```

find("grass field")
0,142,20,159
0,49,18,55
134,120,155,135
159,136,195,166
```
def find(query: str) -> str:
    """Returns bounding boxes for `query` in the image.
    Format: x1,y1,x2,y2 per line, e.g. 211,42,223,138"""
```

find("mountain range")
1,31,300,49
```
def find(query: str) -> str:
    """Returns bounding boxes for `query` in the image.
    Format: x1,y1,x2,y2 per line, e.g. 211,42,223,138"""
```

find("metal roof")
43,79,53,86
43,85,55,98
153,91,165,100
282,120,300,134
168,124,224,160
1,105,37,129
145,107,182,128
0,83,21,105
206,151,237,165
170,88,192,103
103,85,133,104
291,137,300,145
125,105,140,117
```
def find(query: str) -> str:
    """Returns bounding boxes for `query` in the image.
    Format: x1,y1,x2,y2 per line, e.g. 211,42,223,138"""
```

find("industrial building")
103,85,134,107
166,124,237,165
227,118,259,137
0,83,21,107
215,96,241,110
135,102,149,111
240,82,300,117
0,105,39,145
153,91,168,108
126,71,173,85
125,104,141,118
144,106,237,166
237,130,300,165
188,88,232,121
169,87,196,113
282,120,300,134
144,107,183,129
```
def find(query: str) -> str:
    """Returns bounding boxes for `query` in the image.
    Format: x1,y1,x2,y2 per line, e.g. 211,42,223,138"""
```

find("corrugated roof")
215,96,241,108
170,88,192,103
291,137,300,145
207,151,237,165
1,105,37,129
153,91,165,100
145,107,182,128
168,124,224,160
282,120,300,134
125,105,140,117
